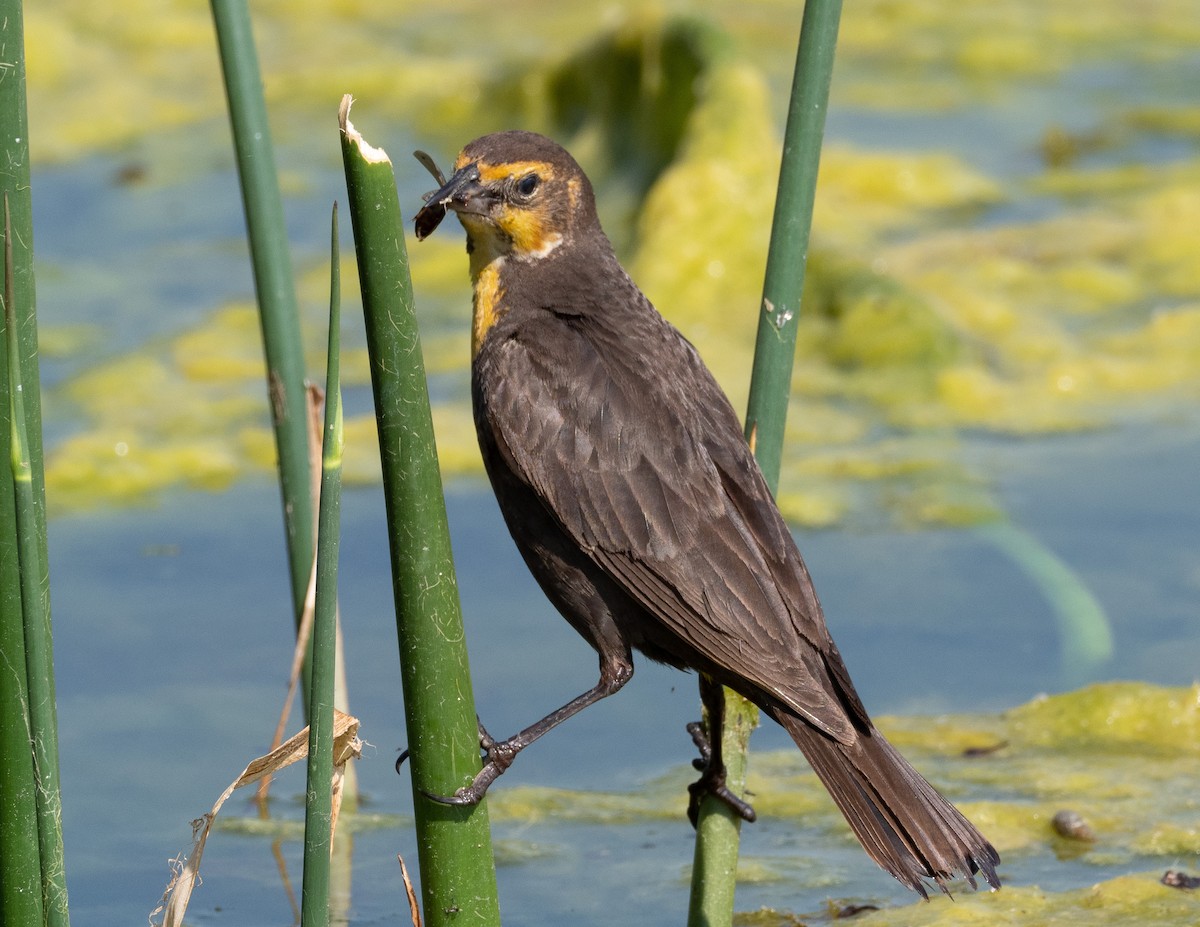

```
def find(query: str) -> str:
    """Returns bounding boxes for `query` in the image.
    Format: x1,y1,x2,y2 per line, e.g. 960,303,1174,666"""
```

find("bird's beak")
414,162,491,240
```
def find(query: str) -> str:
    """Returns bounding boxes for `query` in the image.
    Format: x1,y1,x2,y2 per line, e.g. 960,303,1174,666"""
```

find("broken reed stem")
339,95,500,927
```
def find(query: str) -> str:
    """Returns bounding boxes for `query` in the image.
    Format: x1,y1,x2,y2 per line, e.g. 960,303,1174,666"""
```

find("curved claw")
687,775,757,827
413,721,518,807
475,716,497,752
418,755,508,807
418,785,484,807
401,669,628,810
686,719,757,827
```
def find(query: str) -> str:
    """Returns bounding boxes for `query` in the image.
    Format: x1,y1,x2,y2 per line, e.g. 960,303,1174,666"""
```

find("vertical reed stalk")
0,2,60,921
688,4,843,925
300,206,344,927
339,97,500,927
210,0,317,704
5,198,69,926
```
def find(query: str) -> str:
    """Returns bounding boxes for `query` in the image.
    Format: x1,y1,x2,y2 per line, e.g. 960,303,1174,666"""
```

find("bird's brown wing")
475,306,869,742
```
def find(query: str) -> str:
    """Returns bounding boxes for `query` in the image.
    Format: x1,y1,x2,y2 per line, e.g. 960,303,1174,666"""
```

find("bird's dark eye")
515,173,540,197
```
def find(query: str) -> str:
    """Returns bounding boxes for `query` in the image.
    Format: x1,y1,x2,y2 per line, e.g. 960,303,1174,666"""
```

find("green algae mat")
480,682,1200,924
29,4,1200,530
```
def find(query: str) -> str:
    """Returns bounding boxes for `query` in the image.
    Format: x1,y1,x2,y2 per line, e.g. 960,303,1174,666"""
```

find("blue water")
49,416,1200,924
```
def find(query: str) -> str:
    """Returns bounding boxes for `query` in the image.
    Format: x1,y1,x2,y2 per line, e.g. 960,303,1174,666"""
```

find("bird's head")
414,131,599,266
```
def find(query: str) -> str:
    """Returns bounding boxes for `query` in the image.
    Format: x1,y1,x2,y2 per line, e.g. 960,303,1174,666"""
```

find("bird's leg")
422,658,633,807
686,674,757,825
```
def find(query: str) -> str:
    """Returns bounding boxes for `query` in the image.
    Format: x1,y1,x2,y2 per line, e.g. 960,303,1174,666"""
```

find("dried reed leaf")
150,710,361,927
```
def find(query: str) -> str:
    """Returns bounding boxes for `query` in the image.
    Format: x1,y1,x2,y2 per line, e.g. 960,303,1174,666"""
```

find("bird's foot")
686,721,757,826
419,719,520,807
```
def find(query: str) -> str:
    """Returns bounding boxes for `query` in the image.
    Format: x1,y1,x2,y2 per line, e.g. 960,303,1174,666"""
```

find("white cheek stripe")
521,232,563,261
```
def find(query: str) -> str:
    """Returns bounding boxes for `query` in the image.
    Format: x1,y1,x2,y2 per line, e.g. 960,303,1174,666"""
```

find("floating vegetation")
476,684,1200,923
31,6,1200,529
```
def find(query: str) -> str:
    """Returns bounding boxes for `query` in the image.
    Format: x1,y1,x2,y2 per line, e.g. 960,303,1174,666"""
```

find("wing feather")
475,301,867,741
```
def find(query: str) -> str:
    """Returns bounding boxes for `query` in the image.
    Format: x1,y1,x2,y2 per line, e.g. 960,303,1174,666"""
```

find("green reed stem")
5,197,69,927
210,0,317,707
300,205,344,927
688,4,842,926
0,3,60,921
339,97,500,927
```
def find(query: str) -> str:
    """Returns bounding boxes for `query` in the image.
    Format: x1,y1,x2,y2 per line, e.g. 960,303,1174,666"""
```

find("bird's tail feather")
775,712,1000,896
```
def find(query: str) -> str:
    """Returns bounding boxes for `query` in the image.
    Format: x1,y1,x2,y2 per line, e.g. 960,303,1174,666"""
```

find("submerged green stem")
978,520,1113,686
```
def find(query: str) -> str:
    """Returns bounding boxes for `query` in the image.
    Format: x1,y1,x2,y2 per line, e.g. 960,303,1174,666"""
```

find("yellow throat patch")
470,257,503,359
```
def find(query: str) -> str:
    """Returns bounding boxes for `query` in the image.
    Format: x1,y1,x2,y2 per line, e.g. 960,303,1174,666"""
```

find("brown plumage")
414,129,1000,896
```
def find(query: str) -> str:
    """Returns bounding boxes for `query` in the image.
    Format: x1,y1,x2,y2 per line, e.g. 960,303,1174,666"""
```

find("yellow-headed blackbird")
413,130,1000,896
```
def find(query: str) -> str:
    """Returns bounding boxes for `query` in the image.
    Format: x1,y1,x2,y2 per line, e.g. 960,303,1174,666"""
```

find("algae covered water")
25,0,1200,923
55,427,1200,925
